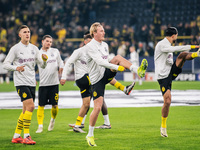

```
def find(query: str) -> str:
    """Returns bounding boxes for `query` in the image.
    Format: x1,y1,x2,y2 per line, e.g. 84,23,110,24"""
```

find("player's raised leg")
110,78,135,95
110,55,148,78
137,59,148,78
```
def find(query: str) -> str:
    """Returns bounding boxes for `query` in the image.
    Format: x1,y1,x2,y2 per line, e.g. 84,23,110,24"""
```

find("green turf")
0,107,200,150
0,81,200,149
0,81,200,92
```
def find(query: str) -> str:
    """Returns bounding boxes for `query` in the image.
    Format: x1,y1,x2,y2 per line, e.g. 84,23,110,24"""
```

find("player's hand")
42,54,48,62
118,66,125,72
16,65,25,72
60,79,66,85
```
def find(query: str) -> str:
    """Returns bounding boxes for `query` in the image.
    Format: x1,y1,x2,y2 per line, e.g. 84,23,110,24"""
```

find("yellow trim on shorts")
81,89,86,93
86,75,91,85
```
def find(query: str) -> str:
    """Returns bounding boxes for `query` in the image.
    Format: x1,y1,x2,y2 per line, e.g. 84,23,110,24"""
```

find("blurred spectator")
56,24,67,43
0,26,7,42
129,12,138,31
160,25,167,37
177,22,184,36
147,0,158,13
139,24,148,54
117,41,126,57
113,28,121,40
191,21,199,37
0,0,199,61
148,29,155,54
121,24,129,42
30,28,38,46
109,40,118,55
183,23,191,36
0,50,9,84
153,12,161,36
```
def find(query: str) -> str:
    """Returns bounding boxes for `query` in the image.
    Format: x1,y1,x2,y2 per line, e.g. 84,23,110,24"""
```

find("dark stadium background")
0,0,200,80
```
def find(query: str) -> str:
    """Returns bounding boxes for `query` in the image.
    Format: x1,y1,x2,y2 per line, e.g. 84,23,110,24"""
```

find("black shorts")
38,85,59,106
16,86,36,102
92,68,117,100
158,61,182,95
76,74,92,98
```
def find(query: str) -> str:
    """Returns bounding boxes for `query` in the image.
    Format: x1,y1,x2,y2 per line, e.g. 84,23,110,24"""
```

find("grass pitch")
0,81,200,92
0,107,200,150
0,81,200,149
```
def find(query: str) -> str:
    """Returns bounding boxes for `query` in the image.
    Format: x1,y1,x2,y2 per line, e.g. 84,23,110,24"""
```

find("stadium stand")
0,0,200,72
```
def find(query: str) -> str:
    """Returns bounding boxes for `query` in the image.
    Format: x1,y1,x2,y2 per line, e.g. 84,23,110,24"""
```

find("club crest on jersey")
31,50,35,55
104,47,108,52
51,53,54,57
19,59,23,64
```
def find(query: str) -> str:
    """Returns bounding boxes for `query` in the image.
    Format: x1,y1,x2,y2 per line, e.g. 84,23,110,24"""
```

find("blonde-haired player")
60,32,135,133
85,22,148,146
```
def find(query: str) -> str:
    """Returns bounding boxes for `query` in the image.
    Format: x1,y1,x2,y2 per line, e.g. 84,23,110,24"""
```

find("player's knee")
164,96,171,106
83,101,90,109
111,55,121,64
116,55,123,60
94,105,102,113
27,104,35,112
178,52,188,60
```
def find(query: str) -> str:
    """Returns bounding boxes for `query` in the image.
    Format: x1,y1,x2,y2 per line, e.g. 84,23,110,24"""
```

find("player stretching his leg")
60,32,135,133
36,35,64,133
3,25,48,145
85,22,147,146
154,27,199,137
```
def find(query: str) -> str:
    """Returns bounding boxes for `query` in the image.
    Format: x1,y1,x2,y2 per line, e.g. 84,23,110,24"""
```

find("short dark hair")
83,31,92,40
42,35,52,40
17,25,29,34
165,27,178,36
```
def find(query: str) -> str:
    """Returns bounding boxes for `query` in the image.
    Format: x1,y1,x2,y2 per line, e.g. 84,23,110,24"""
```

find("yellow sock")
37,106,44,125
14,112,24,134
75,116,84,126
191,52,198,58
23,111,32,134
51,106,58,119
114,81,125,91
161,117,167,128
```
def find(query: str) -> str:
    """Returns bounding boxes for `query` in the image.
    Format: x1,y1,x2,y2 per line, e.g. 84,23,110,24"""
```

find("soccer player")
36,35,64,133
129,46,142,85
154,27,200,137
60,32,135,133
0,50,10,84
3,25,48,145
85,22,148,146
